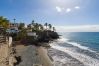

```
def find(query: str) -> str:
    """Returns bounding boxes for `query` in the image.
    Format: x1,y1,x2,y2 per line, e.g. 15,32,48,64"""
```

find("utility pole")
13,19,16,27
13,19,16,23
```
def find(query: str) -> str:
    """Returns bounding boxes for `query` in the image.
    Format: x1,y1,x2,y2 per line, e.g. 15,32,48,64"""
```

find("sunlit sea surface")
48,32,99,66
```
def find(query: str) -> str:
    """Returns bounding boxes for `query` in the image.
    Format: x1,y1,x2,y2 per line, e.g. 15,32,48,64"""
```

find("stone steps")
0,35,6,44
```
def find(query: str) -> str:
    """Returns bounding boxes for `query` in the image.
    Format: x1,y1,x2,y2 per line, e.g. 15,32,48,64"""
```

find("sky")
0,0,99,32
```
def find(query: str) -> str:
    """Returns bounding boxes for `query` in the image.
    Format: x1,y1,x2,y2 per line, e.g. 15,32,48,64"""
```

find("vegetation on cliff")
0,16,59,46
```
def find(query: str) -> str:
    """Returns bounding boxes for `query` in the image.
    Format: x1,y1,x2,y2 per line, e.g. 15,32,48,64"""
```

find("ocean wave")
58,36,96,52
57,36,69,43
50,44,99,66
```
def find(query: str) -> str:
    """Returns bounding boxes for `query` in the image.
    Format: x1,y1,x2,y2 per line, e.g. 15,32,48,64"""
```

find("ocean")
48,32,99,66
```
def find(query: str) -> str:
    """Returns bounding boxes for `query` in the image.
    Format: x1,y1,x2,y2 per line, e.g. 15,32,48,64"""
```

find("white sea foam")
50,44,99,66
67,41,89,50
57,36,69,43
57,36,96,52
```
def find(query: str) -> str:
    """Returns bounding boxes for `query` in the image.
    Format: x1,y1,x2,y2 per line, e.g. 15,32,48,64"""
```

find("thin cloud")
56,6,62,12
55,25,99,32
56,6,80,13
75,6,80,9
66,8,71,13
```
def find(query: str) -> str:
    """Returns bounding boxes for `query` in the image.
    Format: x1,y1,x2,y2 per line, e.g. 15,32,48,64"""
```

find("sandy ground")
15,45,27,56
0,44,9,66
15,45,42,66
15,45,53,66
37,47,53,66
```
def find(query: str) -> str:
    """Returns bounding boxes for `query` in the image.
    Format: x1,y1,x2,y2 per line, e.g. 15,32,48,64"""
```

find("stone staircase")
0,35,6,45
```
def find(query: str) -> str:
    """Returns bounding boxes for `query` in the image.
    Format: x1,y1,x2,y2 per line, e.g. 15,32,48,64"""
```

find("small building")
27,32,38,41
8,23,19,33
27,32,38,37
9,23,20,28
6,27,19,33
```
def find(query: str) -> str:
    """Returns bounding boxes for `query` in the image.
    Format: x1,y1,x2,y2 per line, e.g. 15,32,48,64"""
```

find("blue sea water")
49,32,99,66
60,32,99,52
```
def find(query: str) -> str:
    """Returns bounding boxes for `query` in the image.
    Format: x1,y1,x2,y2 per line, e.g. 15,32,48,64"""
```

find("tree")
44,23,48,30
32,20,34,24
0,16,9,29
18,23,25,30
53,27,56,32
27,24,31,29
31,20,35,27
48,24,52,30
35,23,39,31
39,24,44,31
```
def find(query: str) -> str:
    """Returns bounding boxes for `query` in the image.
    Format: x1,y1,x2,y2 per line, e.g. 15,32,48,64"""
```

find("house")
27,32,37,37
6,27,19,33
9,23,20,28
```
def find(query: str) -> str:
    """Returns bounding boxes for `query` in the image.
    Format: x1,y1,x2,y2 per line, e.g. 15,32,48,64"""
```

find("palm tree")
31,20,35,28
32,20,35,25
48,24,52,30
39,24,44,31
18,23,25,30
53,27,56,32
0,16,9,29
35,23,39,31
27,24,31,29
44,23,48,30
40,26,44,31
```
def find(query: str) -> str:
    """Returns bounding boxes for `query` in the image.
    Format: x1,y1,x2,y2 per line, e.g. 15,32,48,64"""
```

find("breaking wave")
57,36,95,52
49,36,99,66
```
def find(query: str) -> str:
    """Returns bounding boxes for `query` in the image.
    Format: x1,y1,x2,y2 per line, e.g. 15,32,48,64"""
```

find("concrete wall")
0,36,10,66
0,44,9,66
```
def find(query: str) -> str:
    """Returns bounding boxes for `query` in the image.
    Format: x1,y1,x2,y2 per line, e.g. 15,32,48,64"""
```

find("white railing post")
8,37,12,47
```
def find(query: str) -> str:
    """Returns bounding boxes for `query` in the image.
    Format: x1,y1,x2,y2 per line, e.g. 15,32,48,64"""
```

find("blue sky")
0,0,99,31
